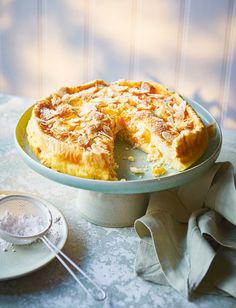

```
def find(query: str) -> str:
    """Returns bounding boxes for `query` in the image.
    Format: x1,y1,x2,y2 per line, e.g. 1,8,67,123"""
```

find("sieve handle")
41,235,106,301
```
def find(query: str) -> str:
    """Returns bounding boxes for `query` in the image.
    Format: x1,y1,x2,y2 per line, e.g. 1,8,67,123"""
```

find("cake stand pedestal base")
77,190,150,227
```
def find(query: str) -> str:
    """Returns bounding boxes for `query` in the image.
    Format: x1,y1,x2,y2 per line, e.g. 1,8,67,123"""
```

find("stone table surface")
0,94,236,308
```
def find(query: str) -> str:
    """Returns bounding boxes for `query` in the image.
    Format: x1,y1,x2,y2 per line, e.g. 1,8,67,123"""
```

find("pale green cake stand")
15,99,222,227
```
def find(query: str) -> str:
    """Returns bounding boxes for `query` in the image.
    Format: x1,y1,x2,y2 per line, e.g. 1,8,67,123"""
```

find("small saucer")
0,191,68,281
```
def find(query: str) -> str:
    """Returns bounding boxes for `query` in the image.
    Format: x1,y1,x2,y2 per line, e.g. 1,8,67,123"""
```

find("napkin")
135,162,236,299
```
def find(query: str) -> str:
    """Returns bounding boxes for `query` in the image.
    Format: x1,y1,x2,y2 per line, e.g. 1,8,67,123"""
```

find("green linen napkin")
135,162,236,299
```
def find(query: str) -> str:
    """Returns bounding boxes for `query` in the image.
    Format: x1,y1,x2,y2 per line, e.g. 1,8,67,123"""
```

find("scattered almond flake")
104,97,116,104
129,87,149,95
79,103,97,116
0,239,13,252
118,95,129,104
119,178,127,181
77,86,98,97
107,87,115,97
137,103,153,111
161,131,174,143
90,97,104,103
154,105,166,118
115,78,126,84
127,156,135,162
149,94,165,99
181,129,189,136
180,100,186,111
152,166,166,177
51,95,61,106
62,94,70,101
39,119,52,126
130,167,145,174
141,82,151,92
173,103,179,111
174,110,185,119
57,87,68,97
55,104,74,118
67,118,81,124
111,85,128,92
40,108,56,120
147,154,154,162
98,131,112,139
167,115,174,123
91,143,104,153
130,96,142,104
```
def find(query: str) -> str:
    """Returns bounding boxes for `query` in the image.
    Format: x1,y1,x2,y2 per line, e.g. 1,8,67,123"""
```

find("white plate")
0,191,68,281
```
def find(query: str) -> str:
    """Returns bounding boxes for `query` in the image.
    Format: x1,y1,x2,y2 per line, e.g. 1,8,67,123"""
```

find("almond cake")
26,80,208,180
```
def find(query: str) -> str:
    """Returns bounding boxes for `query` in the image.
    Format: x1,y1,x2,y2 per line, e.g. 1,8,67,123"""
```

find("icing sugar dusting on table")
0,238,14,252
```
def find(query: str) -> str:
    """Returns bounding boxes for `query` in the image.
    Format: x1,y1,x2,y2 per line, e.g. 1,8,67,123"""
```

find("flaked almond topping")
93,111,105,120
90,97,104,103
163,97,171,104
161,131,174,143
77,86,98,97
106,87,115,97
149,94,165,99
180,100,186,111
91,142,107,153
181,129,190,135
40,108,56,120
111,85,128,92
130,167,145,174
129,87,149,95
67,118,81,123
128,156,135,162
51,95,61,106
98,131,112,139
56,87,68,97
79,103,97,116
77,136,90,147
141,82,151,92
137,103,153,111
62,94,70,101
118,95,129,104
55,104,74,117
103,97,116,104
135,110,153,118
167,115,174,123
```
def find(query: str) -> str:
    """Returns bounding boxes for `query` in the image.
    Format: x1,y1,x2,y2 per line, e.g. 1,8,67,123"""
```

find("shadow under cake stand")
15,99,222,227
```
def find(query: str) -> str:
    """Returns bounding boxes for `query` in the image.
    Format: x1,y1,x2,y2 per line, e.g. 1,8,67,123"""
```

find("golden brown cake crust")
27,79,208,180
